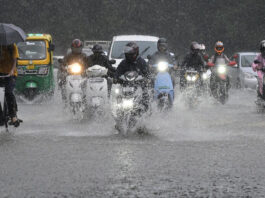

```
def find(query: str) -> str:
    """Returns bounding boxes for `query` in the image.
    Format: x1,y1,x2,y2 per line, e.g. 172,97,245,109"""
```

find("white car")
108,35,159,68
232,52,259,89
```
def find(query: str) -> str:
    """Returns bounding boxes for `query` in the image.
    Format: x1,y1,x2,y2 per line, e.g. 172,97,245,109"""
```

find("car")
232,52,259,89
108,35,159,68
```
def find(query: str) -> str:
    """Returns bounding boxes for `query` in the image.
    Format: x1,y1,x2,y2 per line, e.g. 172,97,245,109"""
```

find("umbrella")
0,23,26,46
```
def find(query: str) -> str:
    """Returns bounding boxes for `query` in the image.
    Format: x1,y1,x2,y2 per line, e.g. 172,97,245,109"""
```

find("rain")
1,0,265,197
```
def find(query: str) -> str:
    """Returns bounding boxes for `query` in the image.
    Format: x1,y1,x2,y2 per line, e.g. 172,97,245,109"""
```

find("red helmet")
71,39,83,54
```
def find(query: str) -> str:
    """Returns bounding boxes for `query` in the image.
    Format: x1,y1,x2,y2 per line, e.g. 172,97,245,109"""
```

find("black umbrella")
0,23,26,46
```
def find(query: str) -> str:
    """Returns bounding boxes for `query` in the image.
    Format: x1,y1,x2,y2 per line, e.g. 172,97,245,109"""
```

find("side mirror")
229,61,237,67
58,59,63,64
207,62,214,67
203,54,209,61
109,59,116,64
147,55,151,60
49,44,55,52
233,54,238,59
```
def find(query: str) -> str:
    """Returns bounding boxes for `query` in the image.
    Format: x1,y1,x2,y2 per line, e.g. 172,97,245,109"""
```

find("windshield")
241,55,257,67
111,41,157,59
17,41,47,60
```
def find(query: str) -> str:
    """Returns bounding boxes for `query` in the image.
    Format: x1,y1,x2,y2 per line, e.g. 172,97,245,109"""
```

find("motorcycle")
208,58,236,104
183,68,201,108
112,71,145,136
86,65,108,115
151,61,174,110
64,62,87,120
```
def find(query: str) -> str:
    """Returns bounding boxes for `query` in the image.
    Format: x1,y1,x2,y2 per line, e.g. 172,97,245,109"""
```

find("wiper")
140,46,150,57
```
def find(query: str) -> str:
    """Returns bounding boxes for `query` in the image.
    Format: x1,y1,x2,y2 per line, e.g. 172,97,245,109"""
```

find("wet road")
1,88,265,197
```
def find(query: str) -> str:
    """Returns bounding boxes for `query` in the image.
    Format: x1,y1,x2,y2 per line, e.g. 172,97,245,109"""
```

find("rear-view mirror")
109,59,116,64
49,44,55,51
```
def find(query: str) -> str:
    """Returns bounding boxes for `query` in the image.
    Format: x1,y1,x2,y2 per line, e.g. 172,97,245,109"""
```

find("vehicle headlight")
115,88,120,94
122,99,134,109
202,73,208,80
157,62,168,72
244,72,255,79
217,65,226,74
191,75,198,81
38,66,49,75
186,75,192,81
17,67,24,75
69,63,82,74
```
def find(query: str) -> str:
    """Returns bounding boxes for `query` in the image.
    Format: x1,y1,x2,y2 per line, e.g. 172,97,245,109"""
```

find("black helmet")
71,39,83,54
92,44,103,54
190,41,200,55
124,42,139,62
157,37,168,52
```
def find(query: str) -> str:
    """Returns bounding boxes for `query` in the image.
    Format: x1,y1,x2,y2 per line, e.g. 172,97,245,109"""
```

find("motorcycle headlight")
191,75,198,81
69,63,82,74
217,65,226,74
186,75,192,81
122,99,134,109
157,62,168,72
38,66,49,75
115,88,120,94
202,73,208,80
17,67,24,75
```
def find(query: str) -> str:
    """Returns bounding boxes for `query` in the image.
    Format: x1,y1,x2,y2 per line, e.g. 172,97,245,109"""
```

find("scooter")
253,60,265,113
64,62,87,120
151,61,174,110
86,65,108,115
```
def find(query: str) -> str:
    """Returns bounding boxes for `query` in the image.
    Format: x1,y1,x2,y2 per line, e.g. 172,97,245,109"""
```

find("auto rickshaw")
16,34,55,101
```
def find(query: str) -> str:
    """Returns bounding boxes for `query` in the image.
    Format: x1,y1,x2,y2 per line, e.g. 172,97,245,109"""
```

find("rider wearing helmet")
87,44,116,97
58,39,88,103
148,38,177,85
180,41,205,89
149,38,177,66
115,42,150,111
115,42,150,79
87,44,116,77
208,41,230,64
252,40,265,100
199,43,210,62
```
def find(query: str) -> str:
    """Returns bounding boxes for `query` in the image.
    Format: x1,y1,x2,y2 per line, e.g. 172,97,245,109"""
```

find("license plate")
25,70,38,74
123,87,134,92
26,65,35,70
89,78,104,83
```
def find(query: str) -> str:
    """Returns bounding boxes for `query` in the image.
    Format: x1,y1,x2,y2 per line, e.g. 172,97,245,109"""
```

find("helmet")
214,41,224,55
259,40,265,53
124,42,139,62
157,38,168,52
190,41,200,55
71,39,83,54
92,44,103,54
